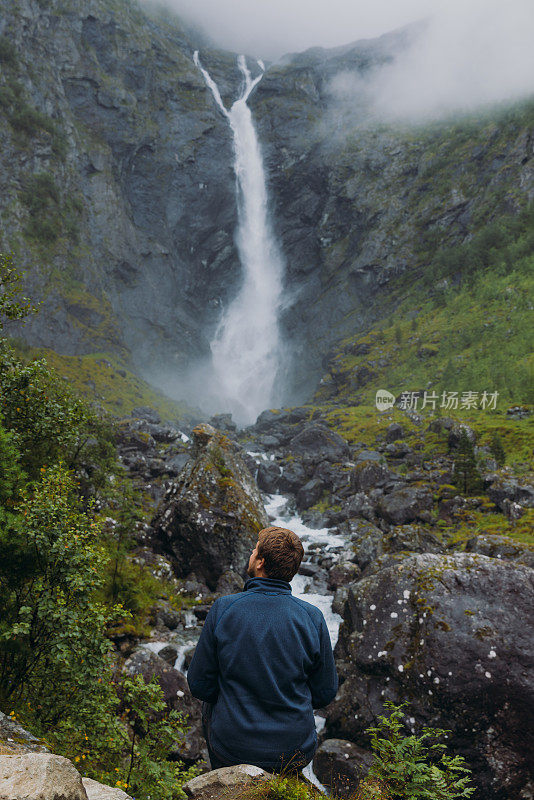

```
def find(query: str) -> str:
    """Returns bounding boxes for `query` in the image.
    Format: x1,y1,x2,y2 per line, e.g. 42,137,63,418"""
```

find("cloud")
141,0,432,60
327,0,534,122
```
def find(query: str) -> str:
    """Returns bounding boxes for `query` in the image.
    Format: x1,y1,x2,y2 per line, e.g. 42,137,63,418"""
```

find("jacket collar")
244,576,292,594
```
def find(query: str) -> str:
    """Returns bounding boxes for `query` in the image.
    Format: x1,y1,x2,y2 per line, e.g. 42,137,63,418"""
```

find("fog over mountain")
143,0,534,119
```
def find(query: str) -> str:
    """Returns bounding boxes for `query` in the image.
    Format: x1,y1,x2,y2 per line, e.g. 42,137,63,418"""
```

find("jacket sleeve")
308,615,338,709
186,601,220,704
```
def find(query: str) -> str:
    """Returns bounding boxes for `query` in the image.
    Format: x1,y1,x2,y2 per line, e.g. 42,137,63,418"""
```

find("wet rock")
257,434,281,449
256,462,282,493
300,509,333,529
117,425,156,453
183,646,196,671
327,562,361,590
152,424,267,589
332,586,349,616
376,486,433,525
158,644,179,666
150,601,181,630
313,739,373,798
299,561,323,577
343,491,377,521
339,519,385,570
388,524,444,556
297,478,326,509
255,409,290,430
384,441,412,458
165,451,191,477
327,553,534,800
278,461,307,493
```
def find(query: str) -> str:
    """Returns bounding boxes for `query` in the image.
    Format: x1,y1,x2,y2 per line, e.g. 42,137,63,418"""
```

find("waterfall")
194,52,285,426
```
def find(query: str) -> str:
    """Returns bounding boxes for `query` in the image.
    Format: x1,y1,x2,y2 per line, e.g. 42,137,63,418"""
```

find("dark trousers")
201,701,312,775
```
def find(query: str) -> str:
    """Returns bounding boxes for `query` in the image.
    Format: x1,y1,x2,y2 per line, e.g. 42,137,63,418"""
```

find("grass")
443,507,534,548
9,342,194,423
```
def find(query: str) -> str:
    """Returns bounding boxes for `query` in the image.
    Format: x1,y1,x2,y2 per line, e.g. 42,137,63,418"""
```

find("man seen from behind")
187,526,338,773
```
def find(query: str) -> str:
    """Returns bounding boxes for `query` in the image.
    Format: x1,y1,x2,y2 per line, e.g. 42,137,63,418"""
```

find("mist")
327,0,534,123
144,0,534,120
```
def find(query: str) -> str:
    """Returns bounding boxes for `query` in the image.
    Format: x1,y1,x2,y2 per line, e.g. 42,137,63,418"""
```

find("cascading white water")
194,52,285,425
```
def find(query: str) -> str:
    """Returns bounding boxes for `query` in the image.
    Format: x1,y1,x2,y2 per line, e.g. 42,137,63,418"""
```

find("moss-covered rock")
152,424,267,589
327,552,534,800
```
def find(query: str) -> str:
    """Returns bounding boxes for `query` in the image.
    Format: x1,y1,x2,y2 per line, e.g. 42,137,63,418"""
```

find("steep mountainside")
0,0,533,408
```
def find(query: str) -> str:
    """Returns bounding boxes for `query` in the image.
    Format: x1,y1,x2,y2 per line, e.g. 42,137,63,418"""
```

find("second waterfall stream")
193,52,285,426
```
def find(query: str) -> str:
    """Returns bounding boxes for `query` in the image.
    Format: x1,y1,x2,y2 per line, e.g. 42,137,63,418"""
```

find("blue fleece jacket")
186,576,338,770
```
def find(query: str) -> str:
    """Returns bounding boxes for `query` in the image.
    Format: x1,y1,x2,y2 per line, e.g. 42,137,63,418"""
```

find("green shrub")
0,341,117,490
0,465,126,714
452,429,484,495
0,253,36,328
356,702,475,799
115,675,198,800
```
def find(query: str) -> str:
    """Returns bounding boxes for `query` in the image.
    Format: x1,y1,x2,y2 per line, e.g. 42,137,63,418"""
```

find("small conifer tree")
452,428,483,495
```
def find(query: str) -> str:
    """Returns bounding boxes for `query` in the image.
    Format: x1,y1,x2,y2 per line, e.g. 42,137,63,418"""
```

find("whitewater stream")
193,52,285,425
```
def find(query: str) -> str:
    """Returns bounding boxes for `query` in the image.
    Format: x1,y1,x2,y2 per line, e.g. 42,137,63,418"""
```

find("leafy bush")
116,675,198,800
0,465,125,710
0,341,117,489
356,702,475,800
0,253,36,329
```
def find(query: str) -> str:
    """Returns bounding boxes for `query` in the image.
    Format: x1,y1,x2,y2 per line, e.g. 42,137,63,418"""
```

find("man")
187,526,338,773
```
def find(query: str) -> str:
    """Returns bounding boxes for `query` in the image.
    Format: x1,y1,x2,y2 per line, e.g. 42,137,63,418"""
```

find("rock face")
152,424,267,589
327,553,534,800
1,0,533,402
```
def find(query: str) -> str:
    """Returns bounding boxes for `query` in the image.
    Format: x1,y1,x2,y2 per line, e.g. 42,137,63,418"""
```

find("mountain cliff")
0,0,532,409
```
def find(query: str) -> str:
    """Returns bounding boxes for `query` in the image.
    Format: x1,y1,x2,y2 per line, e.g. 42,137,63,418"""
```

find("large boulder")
152,424,267,589
327,553,534,800
486,476,534,511
0,753,87,800
289,424,350,463
376,486,433,524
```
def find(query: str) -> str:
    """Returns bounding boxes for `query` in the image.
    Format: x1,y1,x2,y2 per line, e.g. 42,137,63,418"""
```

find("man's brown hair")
257,526,304,582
